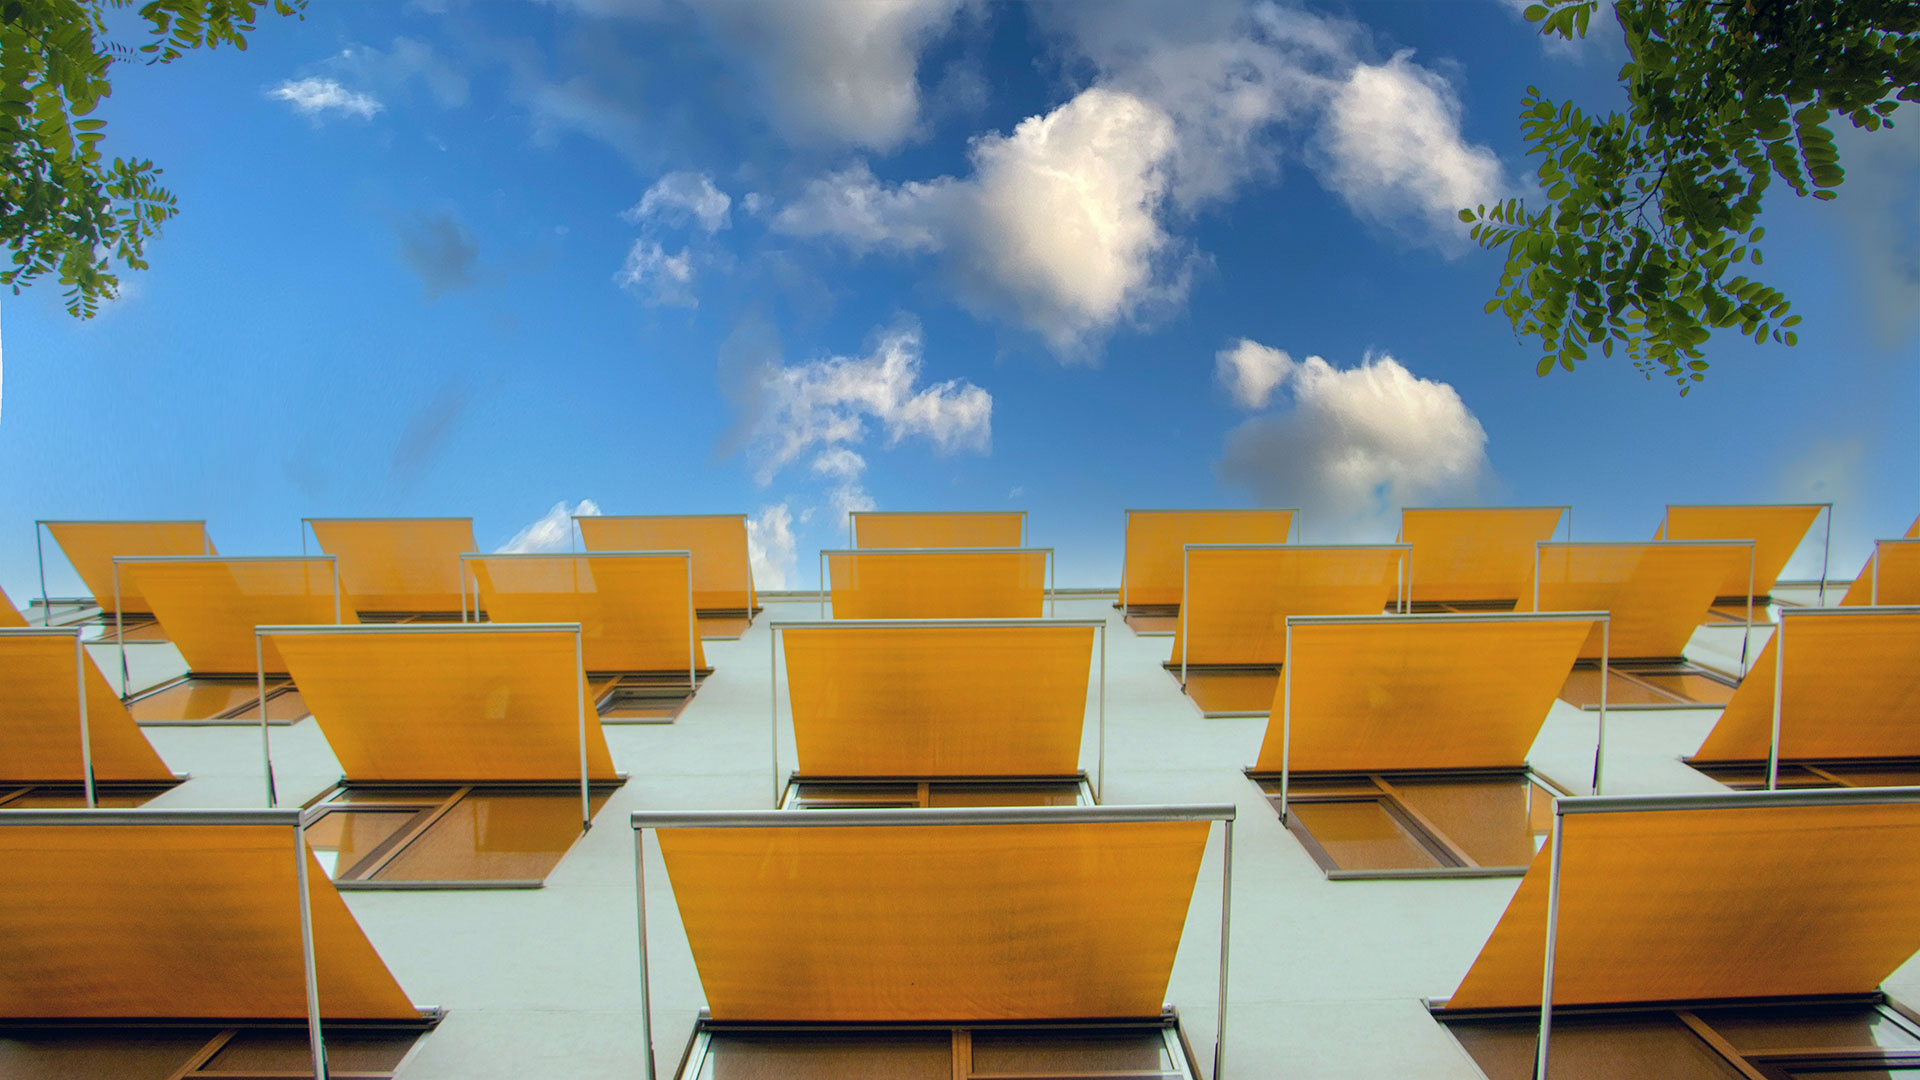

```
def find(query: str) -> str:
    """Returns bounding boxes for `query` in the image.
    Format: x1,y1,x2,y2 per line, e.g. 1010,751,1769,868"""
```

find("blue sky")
3,0,1916,597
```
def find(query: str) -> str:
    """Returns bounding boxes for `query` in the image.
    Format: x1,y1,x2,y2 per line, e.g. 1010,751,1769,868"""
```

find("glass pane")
1559,669,1679,708
126,680,271,722
598,685,689,721
969,1027,1174,1072
1630,671,1738,706
222,688,311,723
1391,777,1538,869
1821,766,1920,789
5,791,155,809
1692,765,1834,791
697,1030,952,1080
926,783,1083,808
790,783,919,808
1290,799,1443,871
1180,669,1279,715
697,615,752,639
1703,1004,1920,1053
204,1027,420,1072
0,1027,219,1080
371,789,610,883
1448,1015,1746,1080
305,808,422,879
1786,1069,1920,1078
1265,776,1383,797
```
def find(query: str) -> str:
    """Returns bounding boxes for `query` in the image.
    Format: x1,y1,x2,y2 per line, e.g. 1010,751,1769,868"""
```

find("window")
1558,659,1738,709
0,783,173,808
783,778,1092,810
1258,770,1563,878
1442,1000,1920,1080
0,1022,431,1079
304,783,620,888
591,673,703,722
679,1019,1196,1080
1691,761,1920,791
126,676,309,724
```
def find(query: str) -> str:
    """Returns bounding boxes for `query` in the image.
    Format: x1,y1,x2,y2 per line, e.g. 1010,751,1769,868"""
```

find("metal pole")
686,558,695,693
1279,622,1293,823
576,629,591,831
1397,553,1404,615
459,559,468,624
75,632,95,809
37,524,50,626
1741,546,1755,678
114,561,127,699
1593,619,1608,796
1768,615,1786,792
1820,506,1833,605
819,550,827,620
1215,817,1233,1080
636,827,656,1080
1121,511,1130,612
1533,543,1543,613
332,559,341,625
1097,622,1107,803
1049,549,1056,618
770,625,781,808
295,815,329,1080
1534,804,1565,1080
258,633,276,807
1181,547,1191,689
1874,545,1882,605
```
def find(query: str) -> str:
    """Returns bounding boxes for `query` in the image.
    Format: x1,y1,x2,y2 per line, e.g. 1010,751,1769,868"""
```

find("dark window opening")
1118,602,1180,636
1692,760,1920,792
695,607,759,640
591,672,709,724
1164,664,1279,717
125,677,309,726
1253,770,1562,878
1558,659,1739,710
304,782,620,888
0,781,179,809
0,1020,434,1080
782,777,1092,810
679,1017,1196,1080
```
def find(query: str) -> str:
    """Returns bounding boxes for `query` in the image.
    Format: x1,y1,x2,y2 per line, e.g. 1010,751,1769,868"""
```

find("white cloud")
1318,52,1504,245
269,77,383,119
498,498,602,553
810,447,867,480
1216,338,1292,409
746,503,798,589
626,171,732,233
616,241,697,306
1216,343,1492,537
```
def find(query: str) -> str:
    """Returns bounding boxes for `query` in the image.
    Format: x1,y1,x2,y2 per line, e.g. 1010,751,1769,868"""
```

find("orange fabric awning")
1658,504,1822,597
468,553,706,673
0,819,419,1020
0,625,173,784
308,518,474,614
125,557,355,675
1526,541,1749,659
784,623,1093,777
656,819,1208,1022
851,512,1025,549
1171,545,1404,667
827,549,1046,619
1254,616,1593,773
1691,610,1920,763
1122,510,1294,608
1841,541,1920,606
1398,507,1563,605
576,515,754,611
45,521,212,616
1448,799,1920,1010
268,627,618,783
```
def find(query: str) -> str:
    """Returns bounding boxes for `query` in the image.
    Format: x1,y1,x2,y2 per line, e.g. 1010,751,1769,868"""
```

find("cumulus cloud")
1216,342,1492,537
1835,117,1920,348
396,212,480,298
626,171,732,232
1216,338,1292,409
270,77,383,119
616,242,697,306
1318,52,1505,244
746,502,799,589
498,498,602,553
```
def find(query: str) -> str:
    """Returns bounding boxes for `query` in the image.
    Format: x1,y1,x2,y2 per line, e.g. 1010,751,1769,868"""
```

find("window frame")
781,775,1096,810
0,1017,438,1079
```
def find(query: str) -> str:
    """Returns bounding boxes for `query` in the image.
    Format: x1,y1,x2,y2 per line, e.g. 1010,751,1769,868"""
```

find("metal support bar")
1820,505,1833,605
1215,816,1233,1080
634,803,1236,828
113,561,127,699
1594,619,1609,795
1279,621,1293,823
636,826,655,1080
74,632,95,809
1768,613,1785,792
258,632,276,807
295,813,329,1080
1097,622,1107,803
1534,801,1565,1080
576,627,591,832
770,623,781,808
36,523,50,626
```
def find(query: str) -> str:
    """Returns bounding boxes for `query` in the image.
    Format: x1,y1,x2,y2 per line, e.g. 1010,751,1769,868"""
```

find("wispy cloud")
270,77,383,119
625,171,733,233
746,502,798,588
497,498,602,554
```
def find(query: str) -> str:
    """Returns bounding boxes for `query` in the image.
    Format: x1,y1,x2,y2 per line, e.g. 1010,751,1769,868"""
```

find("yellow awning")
1841,541,1920,606
1691,610,1920,763
0,584,23,628
784,624,1093,777
1171,545,1403,667
576,514,755,611
1398,507,1563,605
468,553,706,673
656,818,1208,1021
1526,541,1749,659
1122,510,1294,608
1448,798,1920,1009
852,511,1025,549
268,627,618,783
45,521,212,615
1254,615,1593,773
125,557,355,675
827,549,1046,619
0,818,420,1020
0,625,173,785
308,518,474,614
1659,504,1822,597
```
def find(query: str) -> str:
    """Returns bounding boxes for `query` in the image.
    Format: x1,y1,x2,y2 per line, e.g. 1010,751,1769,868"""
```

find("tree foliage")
1,0,303,316
1464,0,1920,391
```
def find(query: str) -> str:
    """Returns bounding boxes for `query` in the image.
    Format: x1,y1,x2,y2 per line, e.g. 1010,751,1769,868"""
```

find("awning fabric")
576,515,754,611
827,549,1046,619
45,521,212,616
309,518,475,614
0,624,173,785
469,553,705,673
784,623,1093,777
1841,542,1920,606
1447,799,1920,1010
269,627,618,783
656,818,1208,1021
852,512,1024,549
1122,510,1293,608
1691,610,1920,763
1254,616,1593,773
1526,541,1749,659
127,557,354,675
0,819,419,1019
1171,545,1403,667
1659,504,1822,597
1397,508,1563,605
